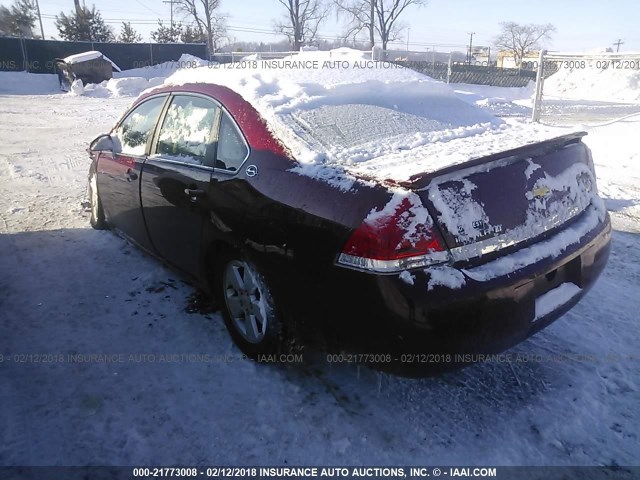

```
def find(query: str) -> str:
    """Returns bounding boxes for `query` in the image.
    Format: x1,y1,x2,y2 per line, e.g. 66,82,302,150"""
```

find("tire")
216,251,285,359
88,172,107,230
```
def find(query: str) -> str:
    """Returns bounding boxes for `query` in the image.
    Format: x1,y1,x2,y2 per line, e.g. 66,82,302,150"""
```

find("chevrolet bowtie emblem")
532,186,550,199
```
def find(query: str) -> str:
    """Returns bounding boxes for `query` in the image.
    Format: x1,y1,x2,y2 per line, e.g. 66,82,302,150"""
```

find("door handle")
184,188,206,202
125,169,138,182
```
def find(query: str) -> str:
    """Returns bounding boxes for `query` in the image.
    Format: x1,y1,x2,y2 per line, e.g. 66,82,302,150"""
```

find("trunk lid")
402,133,598,261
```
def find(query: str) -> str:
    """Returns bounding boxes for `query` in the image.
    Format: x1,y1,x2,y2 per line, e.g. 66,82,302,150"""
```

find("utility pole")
613,39,624,52
163,0,176,28
467,32,475,65
34,0,45,39
369,0,375,49
406,27,410,52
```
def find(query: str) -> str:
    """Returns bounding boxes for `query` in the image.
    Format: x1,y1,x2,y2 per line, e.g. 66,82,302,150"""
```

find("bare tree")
175,0,227,52
494,21,556,67
275,0,328,51
334,0,375,48
374,0,425,52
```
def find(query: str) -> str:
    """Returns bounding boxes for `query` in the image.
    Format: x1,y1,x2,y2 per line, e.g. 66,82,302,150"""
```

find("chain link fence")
532,51,640,125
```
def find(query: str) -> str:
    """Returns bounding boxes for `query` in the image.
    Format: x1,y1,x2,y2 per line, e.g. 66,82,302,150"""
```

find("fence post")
150,44,153,66
531,49,546,123
431,48,435,75
371,46,382,61
447,54,452,84
19,36,28,72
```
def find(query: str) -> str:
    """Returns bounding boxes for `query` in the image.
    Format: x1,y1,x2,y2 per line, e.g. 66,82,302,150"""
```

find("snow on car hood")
160,48,568,186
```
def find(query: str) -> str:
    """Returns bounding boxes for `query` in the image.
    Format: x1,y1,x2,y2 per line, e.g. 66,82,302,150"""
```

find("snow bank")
0,71,59,95
73,76,165,98
73,54,209,98
545,65,640,103
453,82,535,105
113,53,209,80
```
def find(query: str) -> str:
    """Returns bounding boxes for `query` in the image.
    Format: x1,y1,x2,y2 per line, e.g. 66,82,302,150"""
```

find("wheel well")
203,240,236,291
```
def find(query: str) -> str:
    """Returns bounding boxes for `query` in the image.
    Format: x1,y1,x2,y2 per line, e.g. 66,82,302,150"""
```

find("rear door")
98,95,168,249
140,94,221,276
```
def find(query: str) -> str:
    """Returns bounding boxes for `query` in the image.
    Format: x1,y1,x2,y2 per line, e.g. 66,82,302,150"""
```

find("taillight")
338,195,450,273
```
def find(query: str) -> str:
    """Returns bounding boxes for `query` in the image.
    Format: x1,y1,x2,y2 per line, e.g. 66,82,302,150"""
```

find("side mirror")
89,134,115,157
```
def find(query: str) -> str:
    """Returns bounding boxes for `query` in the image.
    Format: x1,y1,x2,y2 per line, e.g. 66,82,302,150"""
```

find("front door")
98,95,167,249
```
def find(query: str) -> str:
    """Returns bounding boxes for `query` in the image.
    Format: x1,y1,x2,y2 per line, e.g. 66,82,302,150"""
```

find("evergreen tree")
151,21,182,43
0,0,38,38
180,25,205,44
118,22,143,43
55,5,115,42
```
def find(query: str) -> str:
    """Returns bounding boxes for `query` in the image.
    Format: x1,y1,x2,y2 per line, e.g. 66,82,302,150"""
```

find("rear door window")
154,95,220,165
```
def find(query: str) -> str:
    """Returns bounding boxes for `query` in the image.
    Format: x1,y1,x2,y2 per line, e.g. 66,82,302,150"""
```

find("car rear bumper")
273,207,612,373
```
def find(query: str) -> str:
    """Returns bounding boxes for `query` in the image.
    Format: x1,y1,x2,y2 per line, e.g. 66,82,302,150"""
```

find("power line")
162,0,177,28
133,0,163,17
39,12,467,50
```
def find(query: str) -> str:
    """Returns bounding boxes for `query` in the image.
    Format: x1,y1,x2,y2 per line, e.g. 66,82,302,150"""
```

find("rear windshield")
290,104,447,151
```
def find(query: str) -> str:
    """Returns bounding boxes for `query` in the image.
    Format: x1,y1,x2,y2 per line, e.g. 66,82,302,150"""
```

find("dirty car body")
87,81,611,372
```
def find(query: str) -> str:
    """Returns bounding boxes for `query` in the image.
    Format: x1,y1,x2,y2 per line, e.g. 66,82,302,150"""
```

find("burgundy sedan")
87,80,611,371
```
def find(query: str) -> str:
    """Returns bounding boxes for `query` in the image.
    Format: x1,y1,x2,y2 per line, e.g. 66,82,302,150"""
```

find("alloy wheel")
222,260,268,344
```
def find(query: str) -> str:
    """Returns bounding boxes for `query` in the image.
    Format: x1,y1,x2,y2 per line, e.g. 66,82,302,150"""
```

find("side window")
114,96,166,156
154,95,219,165
216,112,249,172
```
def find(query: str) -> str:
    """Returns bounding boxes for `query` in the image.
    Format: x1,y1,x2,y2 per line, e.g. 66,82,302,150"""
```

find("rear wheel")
88,172,107,230
216,252,285,358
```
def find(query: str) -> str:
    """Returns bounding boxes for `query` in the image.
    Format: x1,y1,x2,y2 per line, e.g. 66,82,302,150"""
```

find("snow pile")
163,48,501,168
72,76,165,98
114,53,209,80
0,71,59,95
545,65,640,103
73,53,209,98
154,48,574,184
453,82,535,106
452,83,535,117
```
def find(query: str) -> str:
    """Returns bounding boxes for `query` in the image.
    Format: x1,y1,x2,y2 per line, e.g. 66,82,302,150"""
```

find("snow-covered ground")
1,63,639,467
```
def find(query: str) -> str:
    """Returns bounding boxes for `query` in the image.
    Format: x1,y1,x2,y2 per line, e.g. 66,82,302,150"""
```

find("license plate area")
531,255,583,322
534,282,582,321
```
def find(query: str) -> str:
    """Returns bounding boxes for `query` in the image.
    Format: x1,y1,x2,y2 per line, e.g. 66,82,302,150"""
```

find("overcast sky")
2,0,639,53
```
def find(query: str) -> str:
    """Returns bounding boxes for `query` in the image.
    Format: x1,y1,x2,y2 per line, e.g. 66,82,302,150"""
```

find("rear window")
290,104,451,151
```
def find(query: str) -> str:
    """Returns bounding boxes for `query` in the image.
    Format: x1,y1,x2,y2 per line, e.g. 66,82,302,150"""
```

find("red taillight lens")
338,196,449,273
